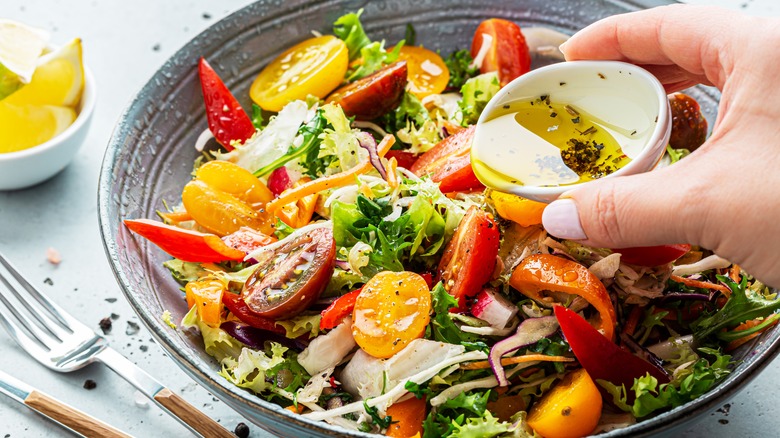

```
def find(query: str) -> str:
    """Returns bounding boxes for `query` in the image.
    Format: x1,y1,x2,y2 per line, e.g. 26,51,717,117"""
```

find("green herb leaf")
253,108,327,177
429,282,479,345
666,144,690,164
363,400,394,429
691,275,780,340
444,49,479,90
405,24,417,46
251,103,265,130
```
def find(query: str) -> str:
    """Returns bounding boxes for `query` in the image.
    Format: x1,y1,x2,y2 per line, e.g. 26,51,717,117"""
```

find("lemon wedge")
0,19,50,100
3,38,84,108
0,102,76,153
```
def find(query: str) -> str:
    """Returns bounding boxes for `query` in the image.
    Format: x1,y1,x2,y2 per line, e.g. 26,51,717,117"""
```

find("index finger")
562,4,740,89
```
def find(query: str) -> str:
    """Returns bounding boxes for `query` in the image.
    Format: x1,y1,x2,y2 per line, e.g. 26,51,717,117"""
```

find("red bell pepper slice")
320,288,362,330
124,219,245,263
385,150,420,170
222,292,285,334
198,57,256,150
612,244,691,267
555,306,670,392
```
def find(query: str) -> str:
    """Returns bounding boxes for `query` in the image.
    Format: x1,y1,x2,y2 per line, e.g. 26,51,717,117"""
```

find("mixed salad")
125,11,780,438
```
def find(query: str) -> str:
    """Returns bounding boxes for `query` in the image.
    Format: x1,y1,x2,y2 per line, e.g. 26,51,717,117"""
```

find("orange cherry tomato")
510,254,617,341
526,369,602,438
394,45,449,99
471,19,531,87
194,160,273,208
275,177,318,228
182,180,272,236
490,191,546,227
251,36,349,112
185,278,225,328
352,271,432,358
385,396,427,437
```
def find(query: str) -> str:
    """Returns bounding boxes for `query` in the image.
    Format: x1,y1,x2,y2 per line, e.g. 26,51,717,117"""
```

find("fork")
0,252,234,438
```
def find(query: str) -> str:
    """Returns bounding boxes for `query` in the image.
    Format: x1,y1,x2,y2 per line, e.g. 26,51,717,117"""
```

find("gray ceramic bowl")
98,0,780,436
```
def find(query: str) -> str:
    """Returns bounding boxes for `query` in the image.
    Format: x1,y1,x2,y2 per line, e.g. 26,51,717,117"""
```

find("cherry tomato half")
410,125,483,193
242,227,336,319
352,271,432,358
471,19,531,87
251,35,349,112
395,45,449,99
437,206,500,310
182,180,272,236
326,61,407,120
669,93,707,152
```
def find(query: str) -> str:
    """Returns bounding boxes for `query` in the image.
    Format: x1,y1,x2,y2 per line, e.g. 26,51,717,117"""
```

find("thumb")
541,164,706,248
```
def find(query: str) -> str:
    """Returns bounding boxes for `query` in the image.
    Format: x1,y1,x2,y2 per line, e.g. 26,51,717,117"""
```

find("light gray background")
0,0,777,436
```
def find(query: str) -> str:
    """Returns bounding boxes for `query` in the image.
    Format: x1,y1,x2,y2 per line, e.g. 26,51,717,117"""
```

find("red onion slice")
356,131,387,180
489,316,559,386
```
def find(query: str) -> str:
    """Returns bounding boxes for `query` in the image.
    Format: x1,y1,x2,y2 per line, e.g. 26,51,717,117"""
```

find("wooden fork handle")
25,390,132,438
153,387,235,438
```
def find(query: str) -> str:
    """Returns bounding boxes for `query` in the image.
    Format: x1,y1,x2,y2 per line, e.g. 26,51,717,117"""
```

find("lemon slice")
0,102,76,153
0,19,50,100
3,38,84,108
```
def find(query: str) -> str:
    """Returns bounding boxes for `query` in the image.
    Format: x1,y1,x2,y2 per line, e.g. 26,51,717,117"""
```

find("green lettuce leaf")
163,259,204,285
275,313,322,339
429,283,479,345
382,91,430,135
181,305,243,366
346,40,404,82
333,10,371,61
599,348,732,418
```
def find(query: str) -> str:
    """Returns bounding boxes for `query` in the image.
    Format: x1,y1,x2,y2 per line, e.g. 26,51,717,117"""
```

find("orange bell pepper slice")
385,396,426,438
510,254,617,340
124,219,245,263
490,191,546,227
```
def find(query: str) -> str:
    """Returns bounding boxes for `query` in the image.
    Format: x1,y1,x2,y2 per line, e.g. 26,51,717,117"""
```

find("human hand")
540,4,780,287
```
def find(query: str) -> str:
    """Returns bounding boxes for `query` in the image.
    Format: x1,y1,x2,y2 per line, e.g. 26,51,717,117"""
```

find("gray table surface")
1,0,778,437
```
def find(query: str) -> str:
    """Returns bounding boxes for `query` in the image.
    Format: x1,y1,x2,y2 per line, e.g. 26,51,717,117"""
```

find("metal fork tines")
0,255,106,371
0,251,234,438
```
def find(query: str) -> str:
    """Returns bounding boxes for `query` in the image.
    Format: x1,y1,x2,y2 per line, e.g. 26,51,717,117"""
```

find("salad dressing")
473,95,650,188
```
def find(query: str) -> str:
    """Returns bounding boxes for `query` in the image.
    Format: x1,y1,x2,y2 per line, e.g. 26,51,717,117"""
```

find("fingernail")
558,41,569,58
542,198,587,240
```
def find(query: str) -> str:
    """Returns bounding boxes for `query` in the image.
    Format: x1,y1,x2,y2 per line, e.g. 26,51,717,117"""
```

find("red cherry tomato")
222,292,285,334
471,19,531,87
436,206,500,309
612,244,691,267
385,150,420,170
242,228,336,319
410,126,483,193
198,58,256,150
326,61,408,120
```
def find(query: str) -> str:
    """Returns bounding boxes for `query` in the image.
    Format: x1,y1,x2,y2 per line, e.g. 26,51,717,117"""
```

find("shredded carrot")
157,210,192,224
725,314,780,351
285,404,305,414
386,156,399,189
461,354,574,370
623,305,643,337
670,274,732,297
729,264,741,282
265,134,395,213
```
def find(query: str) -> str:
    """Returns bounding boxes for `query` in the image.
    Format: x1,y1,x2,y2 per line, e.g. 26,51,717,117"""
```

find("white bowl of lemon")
0,19,95,190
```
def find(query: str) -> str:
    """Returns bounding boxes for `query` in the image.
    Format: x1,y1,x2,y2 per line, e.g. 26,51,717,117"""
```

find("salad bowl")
98,0,780,437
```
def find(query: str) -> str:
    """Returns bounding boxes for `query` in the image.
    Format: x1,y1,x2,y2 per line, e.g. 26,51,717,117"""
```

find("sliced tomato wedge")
123,219,245,263
436,206,500,309
242,228,336,319
385,150,420,170
320,288,362,330
222,292,285,334
326,61,408,120
222,228,276,254
471,19,531,87
410,125,483,193
198,58,256,150
612,244,691,267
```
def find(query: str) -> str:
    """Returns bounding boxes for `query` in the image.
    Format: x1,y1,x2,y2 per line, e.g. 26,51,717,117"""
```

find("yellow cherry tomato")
250,35,348,112
182,180,273,236
185,278,225,328
395,45,449,98
352,271,432,358
195,160,273,208
526,369,603,438
490,191,547,227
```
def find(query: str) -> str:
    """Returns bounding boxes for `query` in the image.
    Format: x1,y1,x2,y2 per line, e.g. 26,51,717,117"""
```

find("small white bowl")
0,67,96,191
472,60,670,203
